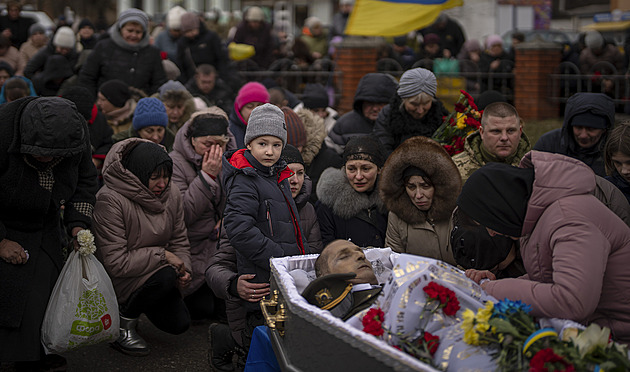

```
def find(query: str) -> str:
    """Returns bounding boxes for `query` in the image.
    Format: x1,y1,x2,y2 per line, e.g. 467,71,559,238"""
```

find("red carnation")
362,308,385,337
530,348,575,372
423,282,461,316
422,332,440,356
454,103,467,113
460,90,478,111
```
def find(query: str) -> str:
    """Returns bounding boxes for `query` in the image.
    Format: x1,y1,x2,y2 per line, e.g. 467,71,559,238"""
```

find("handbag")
41,250,119,353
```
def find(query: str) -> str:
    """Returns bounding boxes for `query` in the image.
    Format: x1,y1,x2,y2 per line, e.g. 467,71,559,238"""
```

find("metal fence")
549,61,629,106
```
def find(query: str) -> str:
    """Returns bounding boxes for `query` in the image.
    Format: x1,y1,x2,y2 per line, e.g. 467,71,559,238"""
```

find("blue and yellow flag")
345,0,463,37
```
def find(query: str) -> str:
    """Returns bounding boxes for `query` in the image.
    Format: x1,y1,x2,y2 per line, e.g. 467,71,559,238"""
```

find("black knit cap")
78,18,95,30
99,79,130,108
302,83,328,109
456,162,534,238
188,114,228,138
343,135,385,168
60,85,95,121
122,141,173,188
281,144,304,166
402,166,428,182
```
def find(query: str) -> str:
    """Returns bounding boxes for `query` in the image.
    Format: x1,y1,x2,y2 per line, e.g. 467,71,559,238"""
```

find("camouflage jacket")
452,130,531,183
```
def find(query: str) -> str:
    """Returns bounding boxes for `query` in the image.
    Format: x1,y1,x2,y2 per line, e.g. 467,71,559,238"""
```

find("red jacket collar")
229,148,294,184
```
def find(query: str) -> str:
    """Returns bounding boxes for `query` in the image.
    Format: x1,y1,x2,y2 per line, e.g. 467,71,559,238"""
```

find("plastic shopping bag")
41,250,119,353
228,42,256,61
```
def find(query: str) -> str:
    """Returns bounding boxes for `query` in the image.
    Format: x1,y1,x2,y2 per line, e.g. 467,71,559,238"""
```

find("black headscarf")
456,162,534,237
122,141,173,188
343,135,385,168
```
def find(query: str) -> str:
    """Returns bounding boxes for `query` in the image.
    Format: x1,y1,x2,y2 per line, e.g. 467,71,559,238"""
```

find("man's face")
8,6,19,20
362,101,387,121
324,241,377,285
79,26,94,39
195,73,216,94
572,126,606,149
96,92,117,113
480,115,522,159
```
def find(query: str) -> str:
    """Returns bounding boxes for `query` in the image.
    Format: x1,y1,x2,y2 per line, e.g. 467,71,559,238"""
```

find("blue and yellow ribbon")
523,328,558,354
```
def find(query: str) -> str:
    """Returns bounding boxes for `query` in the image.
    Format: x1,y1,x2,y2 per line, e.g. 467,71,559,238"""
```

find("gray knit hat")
397,67,437,98
244,103,287,146
117,8,149,31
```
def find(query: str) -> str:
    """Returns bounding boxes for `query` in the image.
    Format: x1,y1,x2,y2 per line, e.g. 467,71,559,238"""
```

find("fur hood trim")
296,108,325,166
316,167,386,219
380,136,461,225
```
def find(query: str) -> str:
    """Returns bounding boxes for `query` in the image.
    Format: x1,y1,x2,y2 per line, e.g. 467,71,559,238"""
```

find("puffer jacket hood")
380,136,461,225
560,93,614,153
102,138,171,214
519,150,596,235
353,73,398,114
13,97,88,158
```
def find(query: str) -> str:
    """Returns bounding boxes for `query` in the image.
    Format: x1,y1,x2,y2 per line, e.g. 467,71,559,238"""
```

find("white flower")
571,323,610,358
77,229,97,256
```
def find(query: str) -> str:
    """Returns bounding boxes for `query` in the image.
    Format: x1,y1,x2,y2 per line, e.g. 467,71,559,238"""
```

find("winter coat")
185,77,234,114
232,21,274,69
533,93,614,177
112,125,176,152
170,120,237,296
379,136,460,264
316,167,388,248
483,151,630,343
592,175,630,227
89,109,114,160
228,108,247,149
19,39,45,63
206,173,321,344
295,106,327,166
0,46,25,75
154,29,180,65
579,44,625,75
452,130,531,183
0,96,97,359
0,15,34,48
222,149,309,304
299,32,328,57
93,138,191,304
607,173,630,205
373,94,448,155
176,24,229,83
78,28,166,96
327,73,398,155
24,43,78,79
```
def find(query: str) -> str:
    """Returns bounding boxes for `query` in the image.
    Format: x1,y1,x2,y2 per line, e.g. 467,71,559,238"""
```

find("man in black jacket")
534,92,614,177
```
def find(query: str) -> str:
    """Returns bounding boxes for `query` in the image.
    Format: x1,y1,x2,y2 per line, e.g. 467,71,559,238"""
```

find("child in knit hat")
221,103,310,340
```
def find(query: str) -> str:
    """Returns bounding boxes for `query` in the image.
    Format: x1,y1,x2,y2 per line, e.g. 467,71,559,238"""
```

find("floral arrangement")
432,90,482,156
361,281,460,366
76,229,97,256
461,299,630,372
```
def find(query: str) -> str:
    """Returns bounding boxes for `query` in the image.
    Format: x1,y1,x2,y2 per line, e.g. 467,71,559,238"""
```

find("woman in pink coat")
459,150,630,344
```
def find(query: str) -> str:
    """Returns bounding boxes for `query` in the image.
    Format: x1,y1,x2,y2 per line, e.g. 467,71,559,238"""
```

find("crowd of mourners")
1,1,630,371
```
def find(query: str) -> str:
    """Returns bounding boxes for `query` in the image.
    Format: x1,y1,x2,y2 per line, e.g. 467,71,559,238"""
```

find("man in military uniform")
303,240,382,320
452,102,530,183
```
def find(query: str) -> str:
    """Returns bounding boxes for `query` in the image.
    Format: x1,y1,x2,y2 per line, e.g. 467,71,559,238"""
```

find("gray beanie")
397,67,437,98
585,31,604,50
244,103,287,146
117,8,149,31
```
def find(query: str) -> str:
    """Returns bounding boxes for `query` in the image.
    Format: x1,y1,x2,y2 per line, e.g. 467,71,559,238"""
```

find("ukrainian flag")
345,0,463,37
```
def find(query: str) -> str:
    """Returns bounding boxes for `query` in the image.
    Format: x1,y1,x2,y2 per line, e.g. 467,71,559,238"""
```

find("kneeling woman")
93,138,192,356
379,136,460,265
316,135,388,247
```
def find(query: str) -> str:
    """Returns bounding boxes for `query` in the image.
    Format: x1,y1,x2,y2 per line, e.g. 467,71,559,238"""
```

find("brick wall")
334,38,379,115
513,42,563,120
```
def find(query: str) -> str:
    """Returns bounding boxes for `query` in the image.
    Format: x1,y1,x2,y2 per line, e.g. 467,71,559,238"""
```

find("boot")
208,323,235,372
111,316,150,356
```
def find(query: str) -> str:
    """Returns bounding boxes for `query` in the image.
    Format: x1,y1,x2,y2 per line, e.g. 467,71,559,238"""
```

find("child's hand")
202,144,223,178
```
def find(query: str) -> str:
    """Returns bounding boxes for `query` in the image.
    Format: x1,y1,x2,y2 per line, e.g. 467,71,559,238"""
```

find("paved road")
2,316,214,372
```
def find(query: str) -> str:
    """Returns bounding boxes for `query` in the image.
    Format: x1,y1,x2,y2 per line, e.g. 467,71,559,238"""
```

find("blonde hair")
400,92,432,111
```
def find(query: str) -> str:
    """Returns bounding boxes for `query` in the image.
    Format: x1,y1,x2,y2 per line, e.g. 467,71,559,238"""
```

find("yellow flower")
477,302,493,323
456,115,466,130
498,333,504,343
467,130,475,137
463,328,480,345
475,322,490,333
461,309,475,331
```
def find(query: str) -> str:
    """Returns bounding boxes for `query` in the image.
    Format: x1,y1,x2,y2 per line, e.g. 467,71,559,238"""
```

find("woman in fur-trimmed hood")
316,135,388,248
379,136,461,264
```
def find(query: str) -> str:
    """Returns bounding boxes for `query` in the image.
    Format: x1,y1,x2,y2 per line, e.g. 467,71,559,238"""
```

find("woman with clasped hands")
93,138,192,356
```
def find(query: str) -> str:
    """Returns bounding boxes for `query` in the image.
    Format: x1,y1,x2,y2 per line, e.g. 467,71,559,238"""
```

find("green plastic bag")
433,58,460,77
